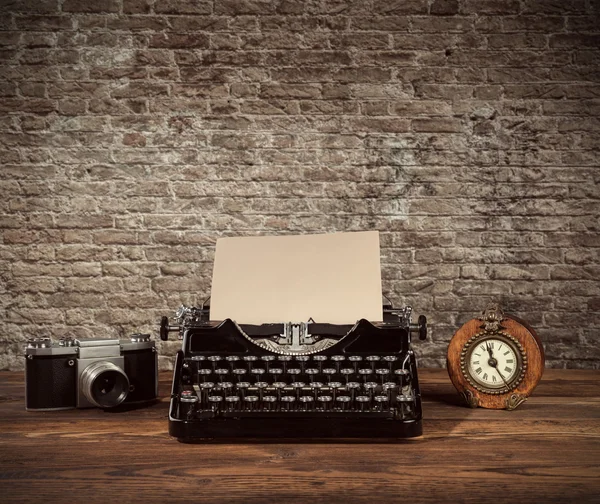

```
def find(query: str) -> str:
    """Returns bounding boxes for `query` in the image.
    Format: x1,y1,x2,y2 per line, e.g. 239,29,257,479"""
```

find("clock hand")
488,358,511,389
485,341,494,359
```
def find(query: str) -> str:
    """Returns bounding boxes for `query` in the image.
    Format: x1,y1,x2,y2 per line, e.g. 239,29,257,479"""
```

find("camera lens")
81,361,129,408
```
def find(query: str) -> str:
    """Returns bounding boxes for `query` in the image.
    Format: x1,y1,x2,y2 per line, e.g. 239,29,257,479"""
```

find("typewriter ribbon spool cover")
209,231,384,325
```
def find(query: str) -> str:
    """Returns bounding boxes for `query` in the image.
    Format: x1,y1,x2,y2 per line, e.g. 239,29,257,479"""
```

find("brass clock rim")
459,331,527,395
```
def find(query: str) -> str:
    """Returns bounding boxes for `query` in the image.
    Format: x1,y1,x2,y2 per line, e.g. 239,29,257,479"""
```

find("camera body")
25,335,158,411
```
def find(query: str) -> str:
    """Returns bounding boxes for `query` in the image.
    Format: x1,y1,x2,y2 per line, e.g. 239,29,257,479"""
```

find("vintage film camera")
24,335,158,411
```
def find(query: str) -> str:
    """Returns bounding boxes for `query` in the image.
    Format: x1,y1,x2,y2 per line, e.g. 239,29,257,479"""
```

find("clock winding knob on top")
446,302,544,411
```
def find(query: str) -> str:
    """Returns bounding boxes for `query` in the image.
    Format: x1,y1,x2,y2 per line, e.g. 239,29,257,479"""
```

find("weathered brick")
0,0,598,371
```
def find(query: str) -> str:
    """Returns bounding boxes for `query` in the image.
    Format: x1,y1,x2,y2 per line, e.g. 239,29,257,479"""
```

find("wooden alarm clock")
447,303,545,410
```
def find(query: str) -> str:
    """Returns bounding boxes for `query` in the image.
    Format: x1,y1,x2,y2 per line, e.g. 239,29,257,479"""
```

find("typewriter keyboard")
179,354,417,418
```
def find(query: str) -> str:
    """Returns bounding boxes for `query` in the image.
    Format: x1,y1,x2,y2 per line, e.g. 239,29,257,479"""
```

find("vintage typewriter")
161,299,427,440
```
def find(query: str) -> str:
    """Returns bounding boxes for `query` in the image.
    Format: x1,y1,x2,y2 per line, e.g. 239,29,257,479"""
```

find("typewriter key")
225,356,239,363
323,368,336,382
215,368,229,380
244,395,259,410
225,395,240,411
340,368,354,382
233,368,247,381
270,367,283,379
295,355,309,371
199,381,214,403
331,355,345,372
207,355,222,371
208,395,223,411
348,355,362,372
243,355,258,362
356,395,370,411
364,382,378,399
179,391,198,417
358,368,373,381
299,395,314,411
336,395,351,410
252,367,266,378
237,382,250,399
198,368,212,383
383,382,397,400
345,381,360,400
305,368,319,381
288,368,301,377
317,395,333,410
312,355,327,372
281,395,295,410
374,395,388,411
366,355,380,370
329,382,343,400
262,395,277,410
291,381,305,399
376,368,390,383
220,382,233,394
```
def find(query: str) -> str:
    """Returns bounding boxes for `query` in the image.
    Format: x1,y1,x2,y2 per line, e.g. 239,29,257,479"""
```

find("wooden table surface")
1,369,599,503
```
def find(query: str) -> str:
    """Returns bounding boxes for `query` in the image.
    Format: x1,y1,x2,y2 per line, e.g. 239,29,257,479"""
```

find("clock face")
462,334,525,394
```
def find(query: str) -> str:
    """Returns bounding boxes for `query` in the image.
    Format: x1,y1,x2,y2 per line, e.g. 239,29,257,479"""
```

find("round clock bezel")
460,331,527,395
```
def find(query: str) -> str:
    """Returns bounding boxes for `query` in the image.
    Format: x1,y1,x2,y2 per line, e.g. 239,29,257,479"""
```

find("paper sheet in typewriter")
210,231,383,325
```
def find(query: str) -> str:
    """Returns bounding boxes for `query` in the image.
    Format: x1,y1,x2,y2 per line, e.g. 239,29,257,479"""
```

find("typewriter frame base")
169,416,422,441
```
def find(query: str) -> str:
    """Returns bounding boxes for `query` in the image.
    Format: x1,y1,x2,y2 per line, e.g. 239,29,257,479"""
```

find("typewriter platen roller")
162,301,427,440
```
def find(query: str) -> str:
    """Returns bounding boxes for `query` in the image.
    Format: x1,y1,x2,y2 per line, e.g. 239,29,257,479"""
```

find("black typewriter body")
162,304,427,440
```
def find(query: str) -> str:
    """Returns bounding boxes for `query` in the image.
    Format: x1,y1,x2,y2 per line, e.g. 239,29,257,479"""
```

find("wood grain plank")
0,370,599,504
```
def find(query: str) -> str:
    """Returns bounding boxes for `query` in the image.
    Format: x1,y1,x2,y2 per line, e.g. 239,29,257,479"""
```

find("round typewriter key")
226,356,239,362
317,395,333,410
358,368,373,381
272,381,286,399
295,355,309,371
329,381,343,400
281,395,295,410
288,368,301,377
252,367,266,376
366,355,380,370
364,381,378,390
208,395,223,411
336,395,351,410
299,395,314,410
348,355,362,372
198,368,212,382
356,395,370,411
263,395,277,410
305,368,319,381
243,355,258,362
214,368,229,379
225,395,240,411
291,381,305,399
199,382,214,402
346,381,361,401
340,368,354,382
233,368,247,381
383,382,397,399
278,355,292,361
244,395,259,410
237,381,250,399
323,368,336,383
191,355,206,361
207,355,222,370
376,368,390,383
374,395,389,410
394,368,409,376
220,382,233,393
397,394,413,402
270,367,283,379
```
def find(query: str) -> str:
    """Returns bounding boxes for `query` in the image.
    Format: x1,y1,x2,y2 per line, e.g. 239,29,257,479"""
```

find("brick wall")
1,0,599,370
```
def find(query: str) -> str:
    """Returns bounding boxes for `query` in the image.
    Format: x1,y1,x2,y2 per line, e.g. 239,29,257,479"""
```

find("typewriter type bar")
163,303,427,440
